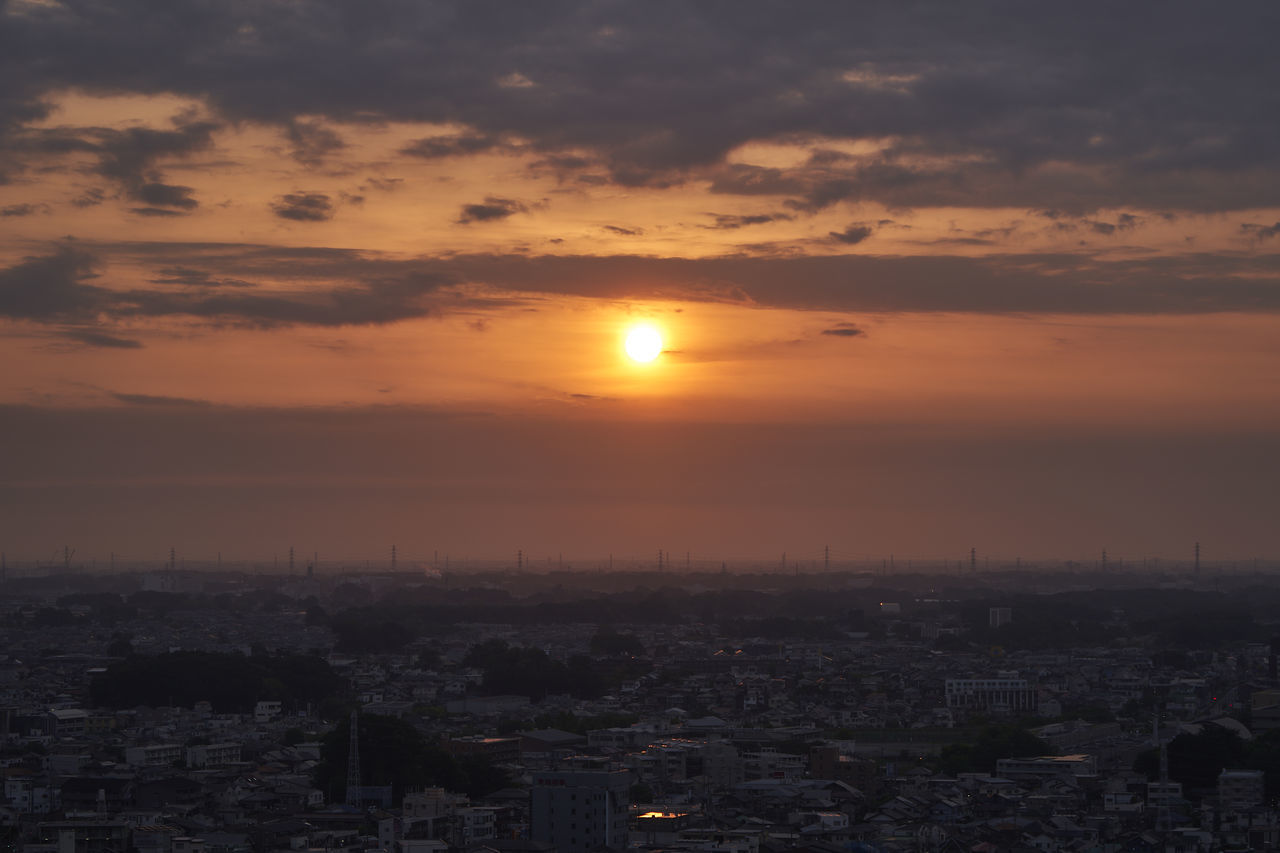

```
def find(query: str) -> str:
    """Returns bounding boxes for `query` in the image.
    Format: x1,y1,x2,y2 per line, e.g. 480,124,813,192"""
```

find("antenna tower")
1194,541,1201,575
1155,714,1172,831
970,547,977,573
391,544,397,572
288,546,295,574
346,711,362,806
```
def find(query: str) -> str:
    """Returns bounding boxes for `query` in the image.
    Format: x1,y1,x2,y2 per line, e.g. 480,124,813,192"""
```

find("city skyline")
3,2,1280,560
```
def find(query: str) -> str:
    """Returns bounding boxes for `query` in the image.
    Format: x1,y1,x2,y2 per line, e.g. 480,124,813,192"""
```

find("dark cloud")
0,246,106,321
700,212,793,230
602,225,642,236
431,250,1280,315
150,267,254,288
10,119,215,210
133,182,198,210
457,196,527,224
110,392,211,407
271,192,334,222
4,3,1277,211
129,206,186,217
71,188,106,208
1,203,48,217
363,177,404,192
286,119,345,166
401,132,502,159
828,224,874,245
13,241,1280,335
0,244,455,328
821,323,866,338
1242,222,1280,240
61,328,144,349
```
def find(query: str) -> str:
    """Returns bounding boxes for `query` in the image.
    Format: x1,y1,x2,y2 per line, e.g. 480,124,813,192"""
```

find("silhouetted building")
530,770,630,853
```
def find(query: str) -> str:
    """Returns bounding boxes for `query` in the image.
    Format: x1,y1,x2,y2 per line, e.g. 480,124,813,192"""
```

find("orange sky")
3,3,1280,564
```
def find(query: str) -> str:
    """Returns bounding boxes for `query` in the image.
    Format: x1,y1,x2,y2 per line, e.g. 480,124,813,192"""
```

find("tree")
939,725,1052,775
1135,723,1247,795
312,714,508,802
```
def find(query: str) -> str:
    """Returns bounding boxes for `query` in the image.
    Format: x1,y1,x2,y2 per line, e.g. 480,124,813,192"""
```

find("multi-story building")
1219,769,1265,810
125,745,183,768
185,743,241,768
530,770,631,853
945,674,1036,713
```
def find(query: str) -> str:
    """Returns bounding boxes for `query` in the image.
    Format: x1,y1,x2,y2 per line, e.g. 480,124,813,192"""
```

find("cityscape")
4,2,1280,852
0,562,1280,852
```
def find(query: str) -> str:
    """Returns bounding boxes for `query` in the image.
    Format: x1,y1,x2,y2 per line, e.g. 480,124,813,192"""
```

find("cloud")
821,323,866,338
13,241,1280,338
700,212,793,230
457,196,527,224
71,188,106,208
828,224,874,245
1,202,48,217
0,246,106,321
110,392,212,407
271,192,335,222
61,328,144,349
129,206,187,217
150,267,254,288
401,133,502,159
10,118,215,211
134,182,199,210
602,225,642,236
3,4,1276,211
1242,222,1280,241
0,244,456,328
286,119,345,166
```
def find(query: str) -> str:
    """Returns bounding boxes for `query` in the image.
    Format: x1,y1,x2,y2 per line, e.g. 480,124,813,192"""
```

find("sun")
624,325,663,363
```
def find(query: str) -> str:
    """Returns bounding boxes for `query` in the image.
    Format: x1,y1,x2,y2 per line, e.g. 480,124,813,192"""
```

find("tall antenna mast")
1194,541,1201,575
288,546,295,574
824,545,829,572
346,711,361,806
391,544,397,572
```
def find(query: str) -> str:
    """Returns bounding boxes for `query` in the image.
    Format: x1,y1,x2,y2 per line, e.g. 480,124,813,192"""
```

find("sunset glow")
1,2,1278,562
